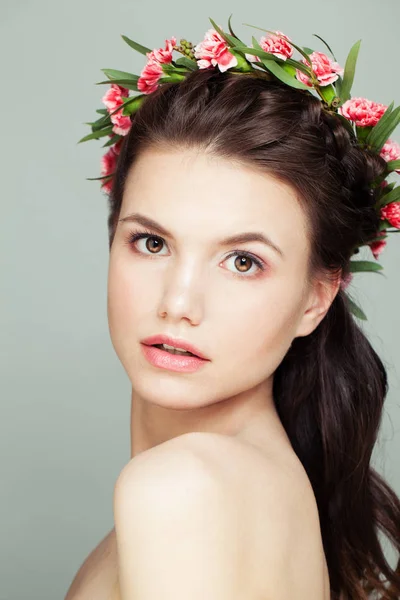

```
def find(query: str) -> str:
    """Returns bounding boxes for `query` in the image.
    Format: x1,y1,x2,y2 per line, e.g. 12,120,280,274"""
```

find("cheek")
107,256,155,337
217,283,302,371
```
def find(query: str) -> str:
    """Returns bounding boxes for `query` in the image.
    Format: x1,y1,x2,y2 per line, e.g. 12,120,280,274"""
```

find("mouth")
141,335,210,361
141,342,209,373
151,343,198,357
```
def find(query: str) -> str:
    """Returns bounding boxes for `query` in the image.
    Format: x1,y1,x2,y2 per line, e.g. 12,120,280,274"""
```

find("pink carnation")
147,36,177,64
380,201,400,229
102,83,129,111
137,36,176,95
193,27,238,73
110,109,131,136
137,57,164,94
369,230,387,260
102,83,131,135
339,97,388,127
380,139,400,173
100,145,119,194
259,31,293,61
296,51,344,87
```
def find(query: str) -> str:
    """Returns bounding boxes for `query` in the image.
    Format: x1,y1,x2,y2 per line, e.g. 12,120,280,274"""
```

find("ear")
293,271,342,339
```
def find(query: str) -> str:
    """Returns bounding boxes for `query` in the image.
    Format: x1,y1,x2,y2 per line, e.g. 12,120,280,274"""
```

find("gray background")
1,1,399,598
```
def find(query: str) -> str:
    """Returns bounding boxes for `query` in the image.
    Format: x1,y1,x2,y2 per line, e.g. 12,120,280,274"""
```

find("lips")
141,334,209,360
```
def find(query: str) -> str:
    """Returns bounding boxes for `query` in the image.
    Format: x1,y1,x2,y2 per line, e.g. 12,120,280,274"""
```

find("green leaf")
336,113,355,136
386,159,400,171
174,57,198,70
285,39,312,65
101,69,139,81
356,124,372,142
377,185,400,207
78,125,114,143
102,135,122,147
378,218,390,231
312,34,337,62
339,39,362,103
96,79,139,92
319,84,337,105
367,105,400,152
334,74,343,99
121,34,152,55
96,108,108,115
99,96,139,120
158,73,186,83
160,63,190,75
261,59,310,89
208,17,244,48
90,114,111,131
281,63,296,77
366,101,393,138
348,260,383,272
345,294,367,320
122,94,145,115
232,45,282,62
228,13,241,40
87,174,114,181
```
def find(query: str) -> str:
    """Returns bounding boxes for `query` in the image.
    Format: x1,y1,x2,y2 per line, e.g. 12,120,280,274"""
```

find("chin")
130,372,217,410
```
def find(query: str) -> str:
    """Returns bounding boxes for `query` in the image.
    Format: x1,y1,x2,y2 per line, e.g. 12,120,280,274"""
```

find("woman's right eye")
127,231,168,255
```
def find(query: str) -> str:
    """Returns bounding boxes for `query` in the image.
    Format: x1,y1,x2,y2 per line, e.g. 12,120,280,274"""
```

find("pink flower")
147,36,177,64
100,145,118,194
110,109,131,136
380,201,400,228
137,57,164,94
295,51,343,87
193,27,238,72
102,83,131,135
137,36,176,95
259,31,293,61
102,83,129,111
339,97,388,127
380,139,400,173
340,272,353,290
369,230,387,260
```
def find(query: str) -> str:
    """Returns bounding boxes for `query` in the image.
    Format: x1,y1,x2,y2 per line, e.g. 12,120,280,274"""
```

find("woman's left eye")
125,230,266,277
223,252,265,277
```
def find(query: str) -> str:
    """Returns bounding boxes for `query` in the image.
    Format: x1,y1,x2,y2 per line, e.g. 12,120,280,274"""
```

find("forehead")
121,147,310,257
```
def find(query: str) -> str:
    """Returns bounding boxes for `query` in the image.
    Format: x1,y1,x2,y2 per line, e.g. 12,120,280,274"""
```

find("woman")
65,26,400,600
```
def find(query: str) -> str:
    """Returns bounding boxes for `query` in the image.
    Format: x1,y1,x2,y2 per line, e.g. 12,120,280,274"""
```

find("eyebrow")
119,212,285,259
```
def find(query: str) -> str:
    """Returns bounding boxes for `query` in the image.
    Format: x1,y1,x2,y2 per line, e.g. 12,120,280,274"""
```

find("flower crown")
79,16,400,321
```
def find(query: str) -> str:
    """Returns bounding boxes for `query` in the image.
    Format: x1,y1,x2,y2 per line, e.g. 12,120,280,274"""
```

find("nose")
157,260,205,326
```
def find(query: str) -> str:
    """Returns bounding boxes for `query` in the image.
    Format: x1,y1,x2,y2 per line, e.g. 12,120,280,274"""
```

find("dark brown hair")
107,67,400,599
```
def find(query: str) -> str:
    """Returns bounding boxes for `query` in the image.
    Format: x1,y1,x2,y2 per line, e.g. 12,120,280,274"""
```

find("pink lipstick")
141,334,210,373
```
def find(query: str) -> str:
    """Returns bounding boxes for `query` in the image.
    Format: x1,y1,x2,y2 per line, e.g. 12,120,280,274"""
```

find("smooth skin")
106,146,339,599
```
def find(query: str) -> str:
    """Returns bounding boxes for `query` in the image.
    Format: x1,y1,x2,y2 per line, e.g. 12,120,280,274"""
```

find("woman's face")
107,147,328,410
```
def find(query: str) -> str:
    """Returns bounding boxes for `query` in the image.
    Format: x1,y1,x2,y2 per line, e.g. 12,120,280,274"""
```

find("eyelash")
124,228,267,278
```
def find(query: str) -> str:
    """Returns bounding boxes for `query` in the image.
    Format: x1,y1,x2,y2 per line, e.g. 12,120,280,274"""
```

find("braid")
301,95,388,253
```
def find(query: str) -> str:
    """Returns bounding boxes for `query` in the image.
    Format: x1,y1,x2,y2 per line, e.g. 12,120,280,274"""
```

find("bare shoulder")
114,431,329,599
114,432,223,493
186,431,330,600
64,528,118,600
